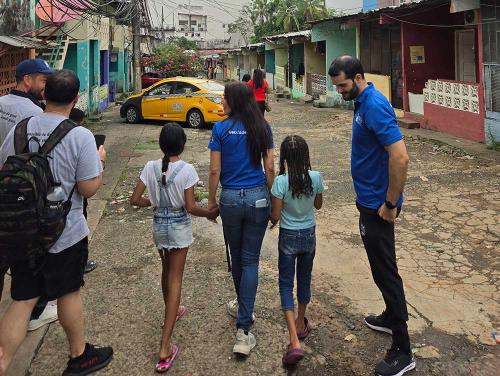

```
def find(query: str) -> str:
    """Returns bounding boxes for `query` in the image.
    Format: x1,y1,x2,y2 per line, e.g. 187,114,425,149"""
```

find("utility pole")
162,7,165,43
132,0,141,91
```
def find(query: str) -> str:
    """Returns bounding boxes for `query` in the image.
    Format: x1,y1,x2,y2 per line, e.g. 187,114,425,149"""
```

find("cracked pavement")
18,100,500,375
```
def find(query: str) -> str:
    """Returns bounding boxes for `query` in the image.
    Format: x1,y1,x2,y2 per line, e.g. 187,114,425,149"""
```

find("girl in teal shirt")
270,135,324,367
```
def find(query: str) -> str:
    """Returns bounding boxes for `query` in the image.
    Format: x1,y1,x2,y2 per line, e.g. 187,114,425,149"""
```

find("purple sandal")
282,347,305,366
297,317,311,340
155,344,179,373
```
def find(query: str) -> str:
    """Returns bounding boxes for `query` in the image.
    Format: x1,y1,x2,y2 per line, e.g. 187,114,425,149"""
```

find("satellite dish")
36,0,84,23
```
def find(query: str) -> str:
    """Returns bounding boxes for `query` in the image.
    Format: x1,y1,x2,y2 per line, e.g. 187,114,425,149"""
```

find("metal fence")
484,64,500,113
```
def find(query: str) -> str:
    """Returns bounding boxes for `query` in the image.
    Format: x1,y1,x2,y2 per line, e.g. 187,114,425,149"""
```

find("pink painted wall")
423,102,485,141
400,5,470,111
422,80,485,142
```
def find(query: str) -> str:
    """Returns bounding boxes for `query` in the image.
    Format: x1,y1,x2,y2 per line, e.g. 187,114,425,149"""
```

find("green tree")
244,0,330,41
143,43,204,78
165,36,198,51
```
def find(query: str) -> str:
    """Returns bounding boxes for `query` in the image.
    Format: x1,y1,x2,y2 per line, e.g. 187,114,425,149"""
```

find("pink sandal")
162,306,188,328
155,344,179,373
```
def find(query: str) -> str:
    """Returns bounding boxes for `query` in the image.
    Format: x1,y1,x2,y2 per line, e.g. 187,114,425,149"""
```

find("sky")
147,0,364,40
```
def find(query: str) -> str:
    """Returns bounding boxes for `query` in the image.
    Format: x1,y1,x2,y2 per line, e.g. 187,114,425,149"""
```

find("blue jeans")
278,226,316,311
219,186,270,331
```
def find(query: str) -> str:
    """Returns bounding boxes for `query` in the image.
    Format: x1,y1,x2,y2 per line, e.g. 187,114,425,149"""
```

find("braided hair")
159,123,186,185
279,135,313,199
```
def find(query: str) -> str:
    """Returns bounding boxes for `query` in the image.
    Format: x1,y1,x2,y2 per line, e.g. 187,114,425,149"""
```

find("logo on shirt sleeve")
355,112,363,126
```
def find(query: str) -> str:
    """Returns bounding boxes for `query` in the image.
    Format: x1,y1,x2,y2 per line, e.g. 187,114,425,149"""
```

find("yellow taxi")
120,77,227,128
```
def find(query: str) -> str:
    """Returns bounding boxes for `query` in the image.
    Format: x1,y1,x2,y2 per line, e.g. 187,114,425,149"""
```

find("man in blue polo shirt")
329,56,414,376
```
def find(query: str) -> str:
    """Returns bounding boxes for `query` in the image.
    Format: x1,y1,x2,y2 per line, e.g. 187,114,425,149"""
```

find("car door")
141,82,174,120
168,82,201,121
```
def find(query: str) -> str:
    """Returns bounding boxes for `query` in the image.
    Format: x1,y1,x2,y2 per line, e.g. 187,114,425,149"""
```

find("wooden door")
456,30,476,82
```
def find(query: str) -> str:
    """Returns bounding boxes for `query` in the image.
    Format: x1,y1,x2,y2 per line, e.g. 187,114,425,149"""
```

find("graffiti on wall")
99,84,108,102
0,0,32,35
75,90,89,113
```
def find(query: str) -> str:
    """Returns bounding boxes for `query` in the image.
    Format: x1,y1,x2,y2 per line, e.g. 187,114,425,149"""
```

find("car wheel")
126,106,140,124
187,109,204,129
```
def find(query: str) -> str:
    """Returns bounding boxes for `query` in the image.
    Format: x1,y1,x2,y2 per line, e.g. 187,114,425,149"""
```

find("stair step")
398,118,421,129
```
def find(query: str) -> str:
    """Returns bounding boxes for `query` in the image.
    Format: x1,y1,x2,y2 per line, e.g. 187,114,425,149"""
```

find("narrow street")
25,99,499,376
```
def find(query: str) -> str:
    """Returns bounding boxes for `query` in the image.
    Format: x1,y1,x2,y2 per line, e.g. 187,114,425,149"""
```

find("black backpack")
0,117,78,269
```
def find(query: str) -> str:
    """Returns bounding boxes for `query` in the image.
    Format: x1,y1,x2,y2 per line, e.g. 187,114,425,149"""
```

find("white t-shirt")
140,159,199,209
0,113,102,254
0,94,43,145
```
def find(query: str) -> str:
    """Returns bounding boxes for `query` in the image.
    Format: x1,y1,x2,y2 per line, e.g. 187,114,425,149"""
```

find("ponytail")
161,155,170,185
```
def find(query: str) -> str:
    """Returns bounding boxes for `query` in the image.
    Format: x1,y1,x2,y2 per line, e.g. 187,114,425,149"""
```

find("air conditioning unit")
464,9,479,26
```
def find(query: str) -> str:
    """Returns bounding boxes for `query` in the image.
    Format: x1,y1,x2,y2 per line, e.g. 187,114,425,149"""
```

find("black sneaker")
62,343,113,376
365,311,392,334
375,347,416,376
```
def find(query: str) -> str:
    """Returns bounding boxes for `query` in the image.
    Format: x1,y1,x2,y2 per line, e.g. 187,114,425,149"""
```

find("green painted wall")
63,44,78,73
312,20,357,95
76,40,90,94
89,40,100,113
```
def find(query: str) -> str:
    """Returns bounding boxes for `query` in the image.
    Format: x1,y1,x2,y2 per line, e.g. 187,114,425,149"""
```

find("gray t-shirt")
0,112,102,253
0,94,43,145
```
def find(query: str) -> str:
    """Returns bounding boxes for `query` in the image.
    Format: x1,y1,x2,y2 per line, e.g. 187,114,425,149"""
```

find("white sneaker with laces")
28,302,58,331
227,298,256,321
233,329,256,356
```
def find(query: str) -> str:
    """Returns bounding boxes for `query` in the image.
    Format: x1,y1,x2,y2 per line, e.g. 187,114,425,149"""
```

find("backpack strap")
39,119,78,156
14,117,33,155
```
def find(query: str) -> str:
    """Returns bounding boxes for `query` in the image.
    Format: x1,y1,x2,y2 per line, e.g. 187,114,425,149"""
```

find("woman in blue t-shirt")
208,82,275,357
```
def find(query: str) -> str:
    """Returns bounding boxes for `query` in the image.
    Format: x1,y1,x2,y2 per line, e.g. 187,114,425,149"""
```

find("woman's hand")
207,200,219,222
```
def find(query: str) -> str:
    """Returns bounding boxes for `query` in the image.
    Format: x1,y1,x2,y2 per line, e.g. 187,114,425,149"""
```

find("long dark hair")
252,69,264,89
224,82,271,167
159,123,186,185
279,135,313,198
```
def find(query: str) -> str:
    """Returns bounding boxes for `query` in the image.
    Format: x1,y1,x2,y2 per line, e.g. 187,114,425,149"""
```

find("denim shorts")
153,208,193,251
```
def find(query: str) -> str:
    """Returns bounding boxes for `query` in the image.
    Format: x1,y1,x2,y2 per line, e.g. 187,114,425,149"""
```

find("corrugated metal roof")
309,0,440,25
240,42,264,50
0,36,46,49
264,30,311,41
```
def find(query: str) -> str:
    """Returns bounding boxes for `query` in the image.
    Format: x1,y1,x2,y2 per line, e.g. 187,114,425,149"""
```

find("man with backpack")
0,58,58,333
0,69,113,375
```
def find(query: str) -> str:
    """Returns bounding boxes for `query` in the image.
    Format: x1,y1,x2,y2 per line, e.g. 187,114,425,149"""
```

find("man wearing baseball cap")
0,58,53,144
0,58,57,335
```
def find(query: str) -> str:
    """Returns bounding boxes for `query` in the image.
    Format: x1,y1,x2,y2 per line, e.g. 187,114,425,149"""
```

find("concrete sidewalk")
0,106,145,376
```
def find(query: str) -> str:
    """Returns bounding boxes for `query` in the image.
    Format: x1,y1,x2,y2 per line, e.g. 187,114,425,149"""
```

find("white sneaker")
227,298,256,321
233,329,256,356
28,302,58,331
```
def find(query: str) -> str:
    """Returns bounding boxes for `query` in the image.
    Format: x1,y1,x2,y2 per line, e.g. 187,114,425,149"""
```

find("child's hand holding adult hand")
207,204,219,222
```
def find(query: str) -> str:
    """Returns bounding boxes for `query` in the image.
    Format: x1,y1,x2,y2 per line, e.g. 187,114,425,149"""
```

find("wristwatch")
385,200,397,209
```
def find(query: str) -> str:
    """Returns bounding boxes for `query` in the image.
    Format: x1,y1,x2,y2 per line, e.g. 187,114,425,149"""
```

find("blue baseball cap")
16,58,53,78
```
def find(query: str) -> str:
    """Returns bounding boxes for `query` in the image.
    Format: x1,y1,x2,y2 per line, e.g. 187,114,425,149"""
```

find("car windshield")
199,82,225,91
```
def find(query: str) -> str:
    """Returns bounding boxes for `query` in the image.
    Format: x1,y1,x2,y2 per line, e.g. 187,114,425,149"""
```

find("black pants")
357,203,411,354
257,100,265,116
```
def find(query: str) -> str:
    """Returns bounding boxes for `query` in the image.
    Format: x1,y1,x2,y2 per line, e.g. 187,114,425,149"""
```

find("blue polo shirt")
351,83,403,210
208,118,274,189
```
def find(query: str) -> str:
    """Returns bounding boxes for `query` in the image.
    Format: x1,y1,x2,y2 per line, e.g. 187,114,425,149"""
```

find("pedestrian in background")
241,73,251,82
0,58,57,333
0,69,112,376
130,123,218,373
270,135,324,367
248,69,269,116
208,82,275,357
329,55,414,376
